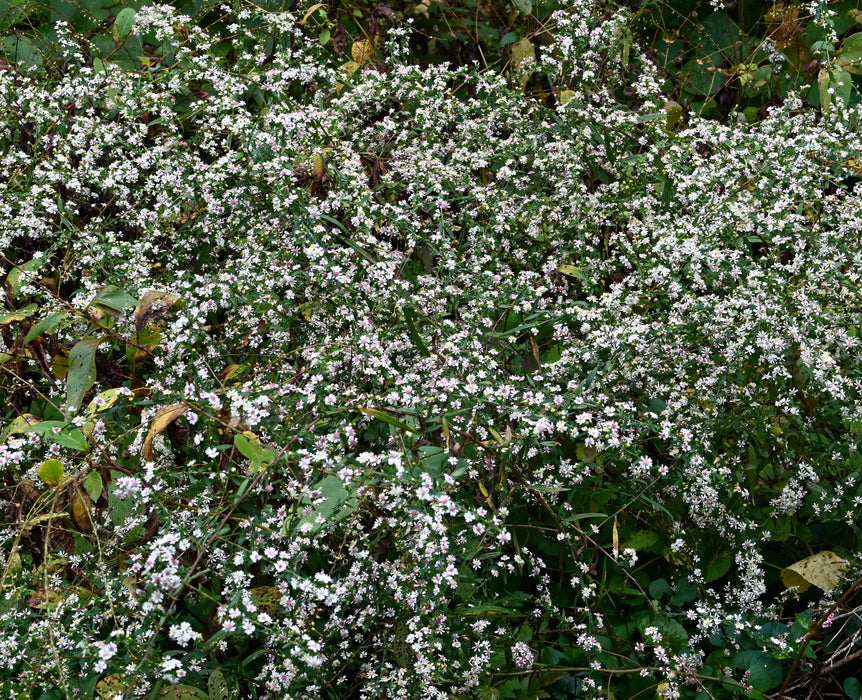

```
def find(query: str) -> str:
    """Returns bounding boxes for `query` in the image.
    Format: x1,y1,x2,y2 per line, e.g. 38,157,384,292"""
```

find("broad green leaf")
732,650,782,691
90,284,137,318
233,433,278,473
624,530,660,551
0,305,37,326
5,258,44,298
1,35,41,70
500,31,520,47
30,421,89,452
511,0,531,15
66,338,99,411
83,471,103,502
24,311,68,344
296,475,357,535
838,31,862,74
781,550,848,592
844,677,862,700
113,7,136,42
704,552,734,582
37,458,66,486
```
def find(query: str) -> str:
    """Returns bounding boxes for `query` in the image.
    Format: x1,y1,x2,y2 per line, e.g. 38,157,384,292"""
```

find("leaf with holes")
158,684,209,699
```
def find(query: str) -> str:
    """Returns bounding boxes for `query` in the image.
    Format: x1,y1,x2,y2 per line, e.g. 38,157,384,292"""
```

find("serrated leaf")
66,338,99,411
83,471,103,502
71,487,94,532
143,403,189,461
37,459,66,486
781,551,848,592
113,7,136,42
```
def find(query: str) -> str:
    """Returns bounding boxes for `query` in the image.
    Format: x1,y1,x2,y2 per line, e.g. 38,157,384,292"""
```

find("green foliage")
1,0,862,698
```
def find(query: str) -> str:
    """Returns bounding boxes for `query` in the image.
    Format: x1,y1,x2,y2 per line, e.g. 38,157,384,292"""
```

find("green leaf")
30,421,89,452
704,552,734,582
91,284,137,318
844,677,862,700
732,650,782,691
500,31,520,47
37,458,66,486
511,0,531,14
624,530,660,551
1,35,42,70
296,475,357,535
208,669,233,700
5,257,44,298
113,7,136,42
359,408,419,433
83,471,103,502
66,338,99,411
158,685,209,700
838,31,862,74
233,433,278,473
24,311,68,344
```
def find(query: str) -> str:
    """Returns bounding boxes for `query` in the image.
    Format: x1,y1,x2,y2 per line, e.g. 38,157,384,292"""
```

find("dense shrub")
1,0,861,698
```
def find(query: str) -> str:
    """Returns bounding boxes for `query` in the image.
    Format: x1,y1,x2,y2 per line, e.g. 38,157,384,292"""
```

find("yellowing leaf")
143,403,189,461
351,39,376,65
781,551,848,593
158,683,210,699
37,459,65,486
71,487,94,533
0,413,38,443
135,290,180,337
336,60,361,93
510,38,535,72
97,675,133,700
